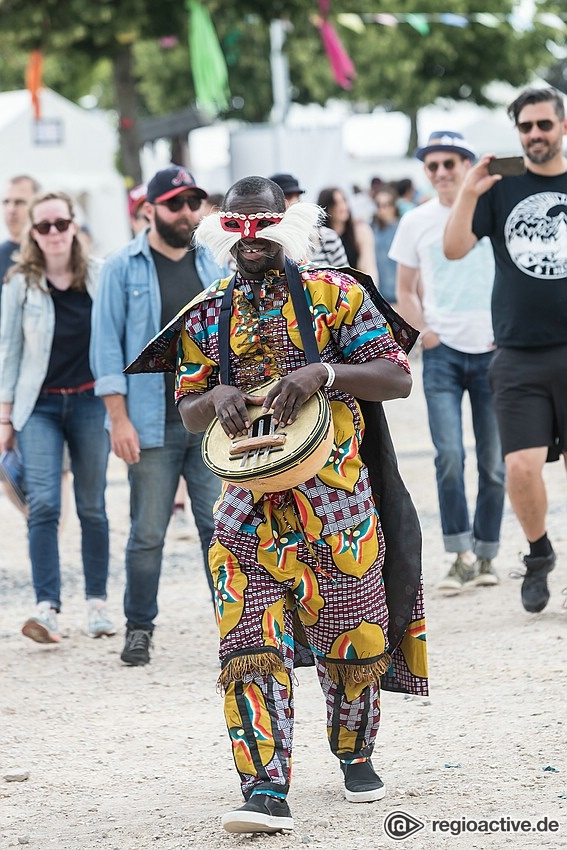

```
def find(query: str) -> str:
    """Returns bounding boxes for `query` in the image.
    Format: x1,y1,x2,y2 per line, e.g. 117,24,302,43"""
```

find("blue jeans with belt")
124,419,220,631
17,390,110,610
422,344,505,559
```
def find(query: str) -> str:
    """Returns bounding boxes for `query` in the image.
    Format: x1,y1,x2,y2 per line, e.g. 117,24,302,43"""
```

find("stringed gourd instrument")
201,378,334,493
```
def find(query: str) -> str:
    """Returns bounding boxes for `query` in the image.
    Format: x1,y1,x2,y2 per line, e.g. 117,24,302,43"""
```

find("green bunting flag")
188,1,230,115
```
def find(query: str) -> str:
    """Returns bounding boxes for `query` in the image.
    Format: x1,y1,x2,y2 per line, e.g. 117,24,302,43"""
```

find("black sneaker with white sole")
521,552,556,612
222,793,294,834
341,759,386,803
120,628,153,665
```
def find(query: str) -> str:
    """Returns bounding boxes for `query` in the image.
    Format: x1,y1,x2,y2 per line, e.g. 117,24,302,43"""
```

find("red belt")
43,381,95,396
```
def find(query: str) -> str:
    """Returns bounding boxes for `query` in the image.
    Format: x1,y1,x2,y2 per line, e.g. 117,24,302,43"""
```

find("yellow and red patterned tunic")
175,266,409,539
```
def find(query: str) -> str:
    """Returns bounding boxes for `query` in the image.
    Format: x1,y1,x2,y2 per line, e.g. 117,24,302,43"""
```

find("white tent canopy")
0,88,130,256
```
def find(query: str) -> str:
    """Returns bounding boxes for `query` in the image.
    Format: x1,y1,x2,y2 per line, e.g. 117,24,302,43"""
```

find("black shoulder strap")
218,274,236,386
284,258,320,365
218,261,319,386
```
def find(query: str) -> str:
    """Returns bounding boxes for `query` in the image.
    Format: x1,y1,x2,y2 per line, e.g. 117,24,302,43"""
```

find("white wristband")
322,362,336,388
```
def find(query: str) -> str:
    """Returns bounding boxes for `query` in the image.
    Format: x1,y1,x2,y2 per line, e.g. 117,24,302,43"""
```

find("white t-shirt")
388,197,495,353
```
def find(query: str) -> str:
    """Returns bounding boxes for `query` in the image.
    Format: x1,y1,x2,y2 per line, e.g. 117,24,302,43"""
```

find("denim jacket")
0,258,102,431
90,229,228,449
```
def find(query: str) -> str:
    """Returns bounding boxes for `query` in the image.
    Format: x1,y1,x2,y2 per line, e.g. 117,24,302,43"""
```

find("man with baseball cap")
127,183,148,235
91,164,228,665
389,131,505,593
269,172,348,268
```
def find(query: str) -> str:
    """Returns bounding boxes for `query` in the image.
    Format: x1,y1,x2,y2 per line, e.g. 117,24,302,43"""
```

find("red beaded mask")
219,211,285,239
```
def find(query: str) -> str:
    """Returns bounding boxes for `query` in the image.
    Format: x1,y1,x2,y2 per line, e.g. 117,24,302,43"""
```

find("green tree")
0,0,562,173
0,0,189,181
333,2,562,152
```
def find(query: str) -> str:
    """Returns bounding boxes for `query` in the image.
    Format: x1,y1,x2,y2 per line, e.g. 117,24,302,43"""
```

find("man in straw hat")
390,130,505,594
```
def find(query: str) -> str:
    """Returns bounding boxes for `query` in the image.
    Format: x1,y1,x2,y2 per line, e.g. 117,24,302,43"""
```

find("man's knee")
505,447,547,491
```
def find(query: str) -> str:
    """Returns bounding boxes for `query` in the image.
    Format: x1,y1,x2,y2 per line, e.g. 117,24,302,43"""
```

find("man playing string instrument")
129,176,428,834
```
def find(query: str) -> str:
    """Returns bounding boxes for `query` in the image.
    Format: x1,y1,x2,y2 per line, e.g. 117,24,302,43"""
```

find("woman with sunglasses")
0,190,113,644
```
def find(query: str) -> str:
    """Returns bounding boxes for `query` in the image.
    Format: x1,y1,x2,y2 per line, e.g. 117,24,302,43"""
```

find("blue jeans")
125,419,221,630
18,391,110,610
422,344,505,558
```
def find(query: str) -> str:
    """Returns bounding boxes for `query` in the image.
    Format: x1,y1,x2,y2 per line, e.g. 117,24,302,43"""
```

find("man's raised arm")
443,154,501,259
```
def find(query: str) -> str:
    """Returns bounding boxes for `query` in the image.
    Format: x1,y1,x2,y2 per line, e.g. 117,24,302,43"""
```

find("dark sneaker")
222,793,294,834
341,759,386,803
521,552,556,613
120,628,152,665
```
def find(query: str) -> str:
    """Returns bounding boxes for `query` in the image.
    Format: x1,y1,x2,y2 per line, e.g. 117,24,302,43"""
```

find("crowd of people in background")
0,83,566,838
0,84,565,667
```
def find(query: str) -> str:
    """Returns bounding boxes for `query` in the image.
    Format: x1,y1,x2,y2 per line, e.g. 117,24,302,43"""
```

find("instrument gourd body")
201,379,334,493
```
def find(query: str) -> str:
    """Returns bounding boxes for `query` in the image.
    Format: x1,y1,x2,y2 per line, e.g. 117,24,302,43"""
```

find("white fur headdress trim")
194,202,326,266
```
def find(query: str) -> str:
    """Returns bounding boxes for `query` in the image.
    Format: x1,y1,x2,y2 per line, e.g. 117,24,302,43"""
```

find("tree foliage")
0,0,563,167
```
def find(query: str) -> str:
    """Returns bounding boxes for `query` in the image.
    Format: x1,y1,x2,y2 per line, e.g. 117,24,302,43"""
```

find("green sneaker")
437,556,478,592
474,558,499,587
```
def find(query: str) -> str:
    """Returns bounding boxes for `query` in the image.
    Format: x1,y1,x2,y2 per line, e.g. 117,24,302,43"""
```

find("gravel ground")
1,354,566,849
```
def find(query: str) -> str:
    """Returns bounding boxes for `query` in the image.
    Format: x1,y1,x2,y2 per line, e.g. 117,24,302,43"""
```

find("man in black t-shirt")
444,87,567,615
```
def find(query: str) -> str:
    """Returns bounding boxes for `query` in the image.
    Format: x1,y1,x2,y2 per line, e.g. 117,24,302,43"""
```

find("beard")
524,137,562,165
154,208,194,248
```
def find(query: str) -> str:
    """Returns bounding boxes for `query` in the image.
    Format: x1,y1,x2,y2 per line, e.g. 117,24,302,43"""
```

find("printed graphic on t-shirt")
505,191,567,279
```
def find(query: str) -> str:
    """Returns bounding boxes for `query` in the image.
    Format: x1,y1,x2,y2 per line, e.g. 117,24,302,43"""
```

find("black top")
0,240,19,326
0,239,18,282
43,283,94,389
473,169,567,348
340,228,359,269
151,247,204,421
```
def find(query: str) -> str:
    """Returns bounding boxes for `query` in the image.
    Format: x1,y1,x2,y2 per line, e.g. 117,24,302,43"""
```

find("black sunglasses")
424,159,457,174
517,119,555,134
157,195,202,212
32,218,73,235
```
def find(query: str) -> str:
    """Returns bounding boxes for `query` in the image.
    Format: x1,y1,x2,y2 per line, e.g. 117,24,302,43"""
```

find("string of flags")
338,11,567,36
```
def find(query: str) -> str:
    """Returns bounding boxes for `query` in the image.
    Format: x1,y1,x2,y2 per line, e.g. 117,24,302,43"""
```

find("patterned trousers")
210,501,388,798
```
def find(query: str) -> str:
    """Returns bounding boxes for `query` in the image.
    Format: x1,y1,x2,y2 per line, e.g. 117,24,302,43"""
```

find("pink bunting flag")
317,0,356,89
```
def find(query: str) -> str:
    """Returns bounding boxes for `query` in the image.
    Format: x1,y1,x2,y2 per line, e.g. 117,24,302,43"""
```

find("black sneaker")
521,552,556,613
221,793,294,834
341,759,386,803
120,628,152,665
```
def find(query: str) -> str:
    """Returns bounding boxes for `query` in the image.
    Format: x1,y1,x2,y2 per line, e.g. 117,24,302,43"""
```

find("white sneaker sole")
474,575,499,587
88,625,117,638
22,619,61,644
222,811,294,833
437,578,477,593
345,784,386,803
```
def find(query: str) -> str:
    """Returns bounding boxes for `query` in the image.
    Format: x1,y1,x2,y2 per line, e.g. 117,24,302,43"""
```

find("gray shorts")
488,344,567,461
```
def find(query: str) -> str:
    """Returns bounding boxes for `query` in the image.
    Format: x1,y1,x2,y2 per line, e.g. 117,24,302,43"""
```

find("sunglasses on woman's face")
424,159,457,174
157,195,202,213
517,119,555,134
32,218,73,235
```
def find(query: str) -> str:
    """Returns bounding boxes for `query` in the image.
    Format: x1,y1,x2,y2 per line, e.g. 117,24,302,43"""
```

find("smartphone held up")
487,156,526,177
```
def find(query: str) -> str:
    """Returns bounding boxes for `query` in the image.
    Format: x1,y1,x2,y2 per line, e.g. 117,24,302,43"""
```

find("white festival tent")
0,88,130,256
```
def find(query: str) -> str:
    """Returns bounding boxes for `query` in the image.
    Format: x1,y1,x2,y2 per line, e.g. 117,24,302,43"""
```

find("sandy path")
1,355,565,849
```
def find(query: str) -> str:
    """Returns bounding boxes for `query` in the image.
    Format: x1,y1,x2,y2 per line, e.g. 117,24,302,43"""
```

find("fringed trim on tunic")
326,653,392,688
217,648,286,694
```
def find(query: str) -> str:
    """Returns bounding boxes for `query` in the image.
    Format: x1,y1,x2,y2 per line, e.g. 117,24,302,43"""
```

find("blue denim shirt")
0,258,102,431
90,229,228,449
